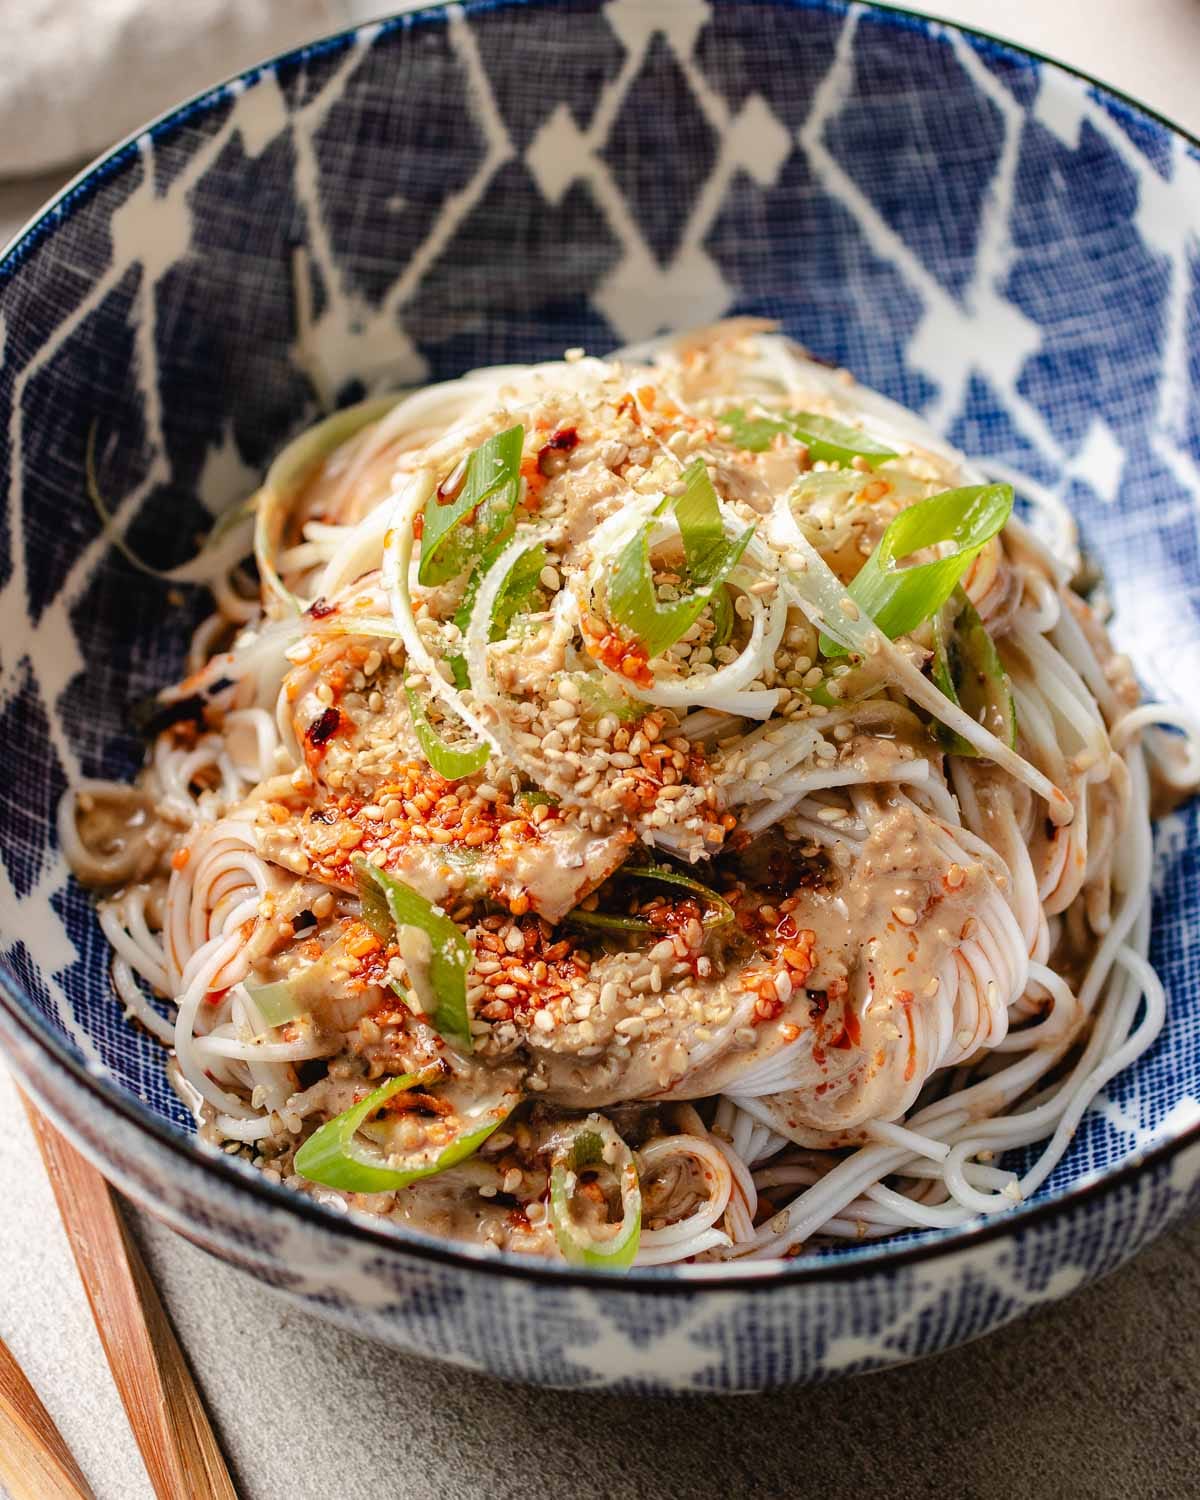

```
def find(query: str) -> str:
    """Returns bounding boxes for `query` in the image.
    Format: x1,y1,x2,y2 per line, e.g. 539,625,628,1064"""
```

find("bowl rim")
2,0,1198,1294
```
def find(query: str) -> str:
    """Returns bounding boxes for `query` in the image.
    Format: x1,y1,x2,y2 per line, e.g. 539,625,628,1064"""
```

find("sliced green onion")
804,658,884,711
487,542,547,638
451,537,546,654
246,976,308,1029
517,789,558,810
569,673,646,724
566,864,735,933
434,464,544,700
608,460,753,657
770,490,1071,818
931,588,1017,755
436,538,547,745
257,397,401,613
353,856,474,1053
710,584,734,649
549,1115,641,1270
820,483,1013,657
294,1067,515,1195
805,678,838,710
404,682,489,781
448,654,471,692
245,929,361,1028
722,407,897,468
419,425,524,587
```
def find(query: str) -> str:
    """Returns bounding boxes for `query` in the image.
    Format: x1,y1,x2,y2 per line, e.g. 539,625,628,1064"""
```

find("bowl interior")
2,0,1199,1258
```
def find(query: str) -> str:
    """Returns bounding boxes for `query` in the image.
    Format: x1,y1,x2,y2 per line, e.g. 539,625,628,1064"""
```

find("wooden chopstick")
0,1334,97,1500
20,1092,239,1500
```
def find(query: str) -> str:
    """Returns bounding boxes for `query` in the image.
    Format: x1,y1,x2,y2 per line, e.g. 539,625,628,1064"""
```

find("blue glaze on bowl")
1,0,1198,1389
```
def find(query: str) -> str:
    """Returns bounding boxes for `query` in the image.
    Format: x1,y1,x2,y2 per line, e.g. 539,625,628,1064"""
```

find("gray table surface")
3,5,1200,1498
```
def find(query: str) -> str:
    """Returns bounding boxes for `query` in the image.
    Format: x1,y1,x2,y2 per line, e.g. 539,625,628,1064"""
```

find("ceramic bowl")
1,0,1198,1391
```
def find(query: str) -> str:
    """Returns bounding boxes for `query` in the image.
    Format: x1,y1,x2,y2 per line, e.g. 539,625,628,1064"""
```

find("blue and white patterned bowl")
1,0,1198,1391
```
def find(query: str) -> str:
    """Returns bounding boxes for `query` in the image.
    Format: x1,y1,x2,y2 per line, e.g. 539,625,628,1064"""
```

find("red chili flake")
381,1089,454,1117
308,596,335,619
536,426,579,475
897,990,917,1082
436,457,467,505
584,628,654,688
413,511,424,540
307,707,341,747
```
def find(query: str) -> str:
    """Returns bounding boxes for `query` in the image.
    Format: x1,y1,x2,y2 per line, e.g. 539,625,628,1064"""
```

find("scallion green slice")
566,864,734,933
448,654,471,692
608,460,753,657
293,1067,515,1195
419,425,525,587
517,789,558,810
570,674,646,724
451,536,546,652
404,682,489,781
710,584,734,649
548,1115,641,1270
244,979,307,1029
353,856,474,1053
820,482,1013,656
931,588,1018,755
488,542,547,638
722,407,897,468
245,928,363,1028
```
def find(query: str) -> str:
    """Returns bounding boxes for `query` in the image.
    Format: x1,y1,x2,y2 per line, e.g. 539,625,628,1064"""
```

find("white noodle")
60,329,1199,1270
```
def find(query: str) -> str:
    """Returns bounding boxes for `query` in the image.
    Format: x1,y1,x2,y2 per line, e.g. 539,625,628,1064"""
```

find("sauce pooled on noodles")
62,323,1199,1267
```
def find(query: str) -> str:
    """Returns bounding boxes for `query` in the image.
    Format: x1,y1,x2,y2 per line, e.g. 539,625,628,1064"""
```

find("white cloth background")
0,0,379,178
1,4,1199,1500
